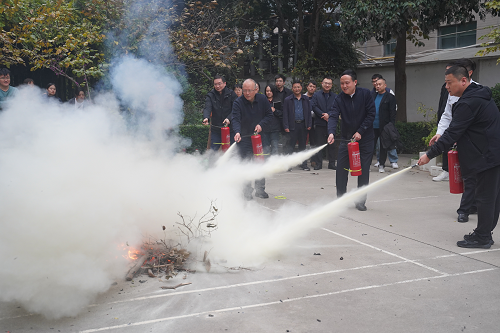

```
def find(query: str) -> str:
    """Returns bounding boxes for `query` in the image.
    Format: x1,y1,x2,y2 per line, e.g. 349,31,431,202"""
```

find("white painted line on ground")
100,260,408,306
370,195,439,203
79,267,497,333
433,247,500,258
322,227,446,275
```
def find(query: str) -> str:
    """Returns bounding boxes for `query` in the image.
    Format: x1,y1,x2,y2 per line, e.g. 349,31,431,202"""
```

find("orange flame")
119,244,141,260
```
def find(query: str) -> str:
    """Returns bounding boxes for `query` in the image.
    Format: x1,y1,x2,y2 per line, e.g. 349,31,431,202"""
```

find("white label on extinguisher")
352,152,360,166
454,164,462,183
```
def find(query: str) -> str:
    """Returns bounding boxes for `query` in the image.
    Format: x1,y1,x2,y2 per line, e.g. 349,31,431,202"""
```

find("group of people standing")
0,68,89,111
202,70,400,208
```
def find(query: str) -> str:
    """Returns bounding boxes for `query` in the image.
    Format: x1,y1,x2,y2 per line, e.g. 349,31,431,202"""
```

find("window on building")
384,38,396,56
438,21,477,49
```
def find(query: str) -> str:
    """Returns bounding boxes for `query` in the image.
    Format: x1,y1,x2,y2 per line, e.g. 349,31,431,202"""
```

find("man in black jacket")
283,80,312,171
371,78,396,173
328,70,376,211
311,77,338,170
233,79,274,200
418,65,500,248
203,75,238,151
272,74,293,103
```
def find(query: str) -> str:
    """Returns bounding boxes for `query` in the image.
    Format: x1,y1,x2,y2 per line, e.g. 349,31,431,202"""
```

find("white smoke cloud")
0,62,406,319
0,61,328,319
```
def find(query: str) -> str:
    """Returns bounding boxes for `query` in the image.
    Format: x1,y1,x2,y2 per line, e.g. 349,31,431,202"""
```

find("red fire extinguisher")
448,148,464,194
221,126,230,152
251,133,265,161
348,140,362,176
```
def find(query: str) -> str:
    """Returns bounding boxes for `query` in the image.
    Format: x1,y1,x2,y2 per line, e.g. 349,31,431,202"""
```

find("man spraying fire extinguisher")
418,65,500,249
327,69,376,211
232,79,274,200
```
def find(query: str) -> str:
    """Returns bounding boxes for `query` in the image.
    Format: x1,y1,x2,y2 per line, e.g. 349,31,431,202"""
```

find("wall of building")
353,56,500,122
357,14,500,59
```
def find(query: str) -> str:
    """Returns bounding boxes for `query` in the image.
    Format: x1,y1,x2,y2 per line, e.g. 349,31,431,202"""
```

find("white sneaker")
374,161,380,167
378,165,385,173
432,171,449,182
391,162,399,169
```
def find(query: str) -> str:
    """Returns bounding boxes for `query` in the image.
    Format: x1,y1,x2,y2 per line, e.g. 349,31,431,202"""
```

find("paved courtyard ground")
1,155,499,332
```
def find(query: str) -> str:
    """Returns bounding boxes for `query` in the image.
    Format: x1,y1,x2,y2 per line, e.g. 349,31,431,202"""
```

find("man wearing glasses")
0,68,18,111
203,75,238,151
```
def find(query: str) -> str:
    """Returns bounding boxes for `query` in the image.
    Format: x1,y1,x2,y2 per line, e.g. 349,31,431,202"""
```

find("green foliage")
477,0,500,62
0,0,121,88
415,102,437,146
396,121,434,154
291,26,359,79
491,82,500,109
179,124,210,153
341,0,486,46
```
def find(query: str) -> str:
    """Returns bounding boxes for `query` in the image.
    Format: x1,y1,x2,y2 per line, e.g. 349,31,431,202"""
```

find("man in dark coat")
233,79,274,200
203,75,238,151
272,74,293,103
311,77,338,170
283,80,312,171
371,78,396,173
327,70,375,211
419,65,500,248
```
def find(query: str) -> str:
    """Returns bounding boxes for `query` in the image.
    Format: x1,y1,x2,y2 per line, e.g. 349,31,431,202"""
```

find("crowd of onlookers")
0,68,89,110
203,73,399,172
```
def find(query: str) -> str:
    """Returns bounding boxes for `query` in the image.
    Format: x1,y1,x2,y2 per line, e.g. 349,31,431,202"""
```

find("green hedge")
395,121,433,154
179,124,210,153
491,83,500,109
179,122,433,155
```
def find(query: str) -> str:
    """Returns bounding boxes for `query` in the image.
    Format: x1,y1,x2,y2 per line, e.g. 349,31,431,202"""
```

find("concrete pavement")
1,154,499,333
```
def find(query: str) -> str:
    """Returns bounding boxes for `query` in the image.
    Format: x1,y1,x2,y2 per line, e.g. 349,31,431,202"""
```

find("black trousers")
474,164,500,241
336,136,374,205
237,138,265,193
457,176,477,215
373,128,388,167
312,125,336,167
286,122,308,167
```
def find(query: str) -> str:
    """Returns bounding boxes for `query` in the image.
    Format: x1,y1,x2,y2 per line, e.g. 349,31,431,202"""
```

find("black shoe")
355,203,367,211
457,234,492,249
469,206,478,215
288,168,292,172
464,231,494,245
314,165,322,170
457,213,469,223
328,163,337,170
255,190,269,199
302,166,310,171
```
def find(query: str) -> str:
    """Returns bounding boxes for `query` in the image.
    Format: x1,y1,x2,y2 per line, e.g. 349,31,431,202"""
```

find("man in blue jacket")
311,77,338,170
418,65,500,248
283,80,312,171
328,70,376,211
371,78,397,173
233,79,274,200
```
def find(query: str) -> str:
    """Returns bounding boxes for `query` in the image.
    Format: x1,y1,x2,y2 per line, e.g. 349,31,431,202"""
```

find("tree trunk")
394,33,407,122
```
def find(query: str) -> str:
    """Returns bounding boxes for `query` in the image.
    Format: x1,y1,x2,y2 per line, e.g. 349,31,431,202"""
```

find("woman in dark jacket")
261,84,282,155
44,83,61,103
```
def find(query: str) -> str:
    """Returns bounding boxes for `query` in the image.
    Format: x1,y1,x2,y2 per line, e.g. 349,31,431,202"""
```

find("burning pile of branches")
124,201,219,283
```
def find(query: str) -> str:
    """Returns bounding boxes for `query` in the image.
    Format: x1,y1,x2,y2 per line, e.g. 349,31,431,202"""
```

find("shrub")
396,121,434,154
179,124,210,153
491,83,500,109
